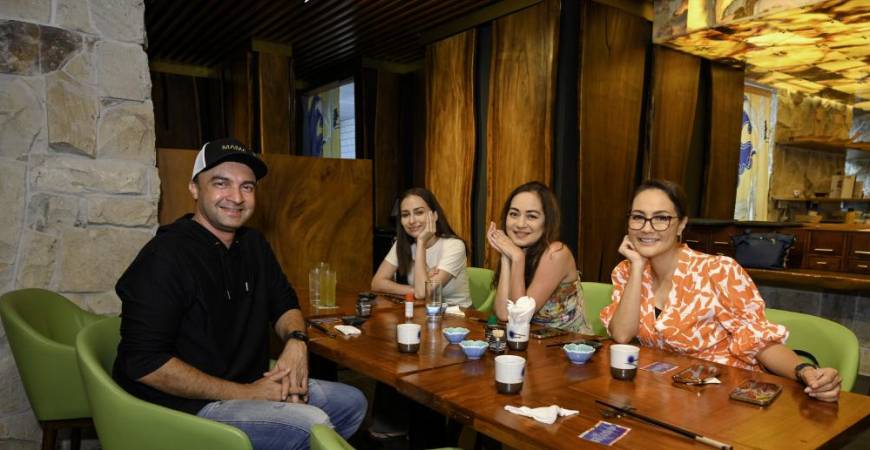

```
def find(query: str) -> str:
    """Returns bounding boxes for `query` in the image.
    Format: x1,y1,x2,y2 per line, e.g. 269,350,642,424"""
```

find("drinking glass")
425,280,442,318
308,267,321,309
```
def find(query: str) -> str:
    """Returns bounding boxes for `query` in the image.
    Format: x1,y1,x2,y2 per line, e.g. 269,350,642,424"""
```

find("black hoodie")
113,214,298,414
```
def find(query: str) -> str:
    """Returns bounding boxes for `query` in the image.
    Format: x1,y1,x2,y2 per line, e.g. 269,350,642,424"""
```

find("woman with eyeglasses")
600,179,841,402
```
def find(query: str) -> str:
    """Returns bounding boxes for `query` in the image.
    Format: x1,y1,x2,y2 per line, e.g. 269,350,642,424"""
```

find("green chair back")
75,317,253,450
580,282,613,337
765,308,859,392
467,267,495,313
0,288,103,421
311,424,355,450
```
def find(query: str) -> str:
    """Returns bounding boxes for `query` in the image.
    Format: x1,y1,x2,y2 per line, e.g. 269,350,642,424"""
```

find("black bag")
730,231,795,269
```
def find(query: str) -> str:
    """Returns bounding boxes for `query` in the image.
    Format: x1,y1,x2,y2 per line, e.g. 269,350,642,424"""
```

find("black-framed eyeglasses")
627,214,678,231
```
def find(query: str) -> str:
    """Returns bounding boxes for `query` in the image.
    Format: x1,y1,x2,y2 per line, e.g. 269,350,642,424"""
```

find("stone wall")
776,90,853,143
0,1,156,448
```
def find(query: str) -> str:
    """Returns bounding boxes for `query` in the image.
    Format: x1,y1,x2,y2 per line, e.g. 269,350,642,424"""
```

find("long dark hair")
394,188,462,280
632,179,688,219
492,181,563,288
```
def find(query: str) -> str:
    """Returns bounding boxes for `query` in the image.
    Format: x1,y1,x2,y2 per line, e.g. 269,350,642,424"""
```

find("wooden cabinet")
805,231,845,272
682,223,870,274
682,228,708,253
805,255,842,272
808,231,845,256
709,227,735,257
848,233,870,259
847,259,870,274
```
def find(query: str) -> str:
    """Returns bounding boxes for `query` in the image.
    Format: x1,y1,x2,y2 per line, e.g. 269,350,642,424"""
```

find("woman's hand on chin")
619,235,647,268
488,222,523,262
417,211,437,244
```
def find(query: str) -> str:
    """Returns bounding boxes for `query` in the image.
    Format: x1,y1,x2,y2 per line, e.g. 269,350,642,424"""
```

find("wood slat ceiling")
144,0,490,79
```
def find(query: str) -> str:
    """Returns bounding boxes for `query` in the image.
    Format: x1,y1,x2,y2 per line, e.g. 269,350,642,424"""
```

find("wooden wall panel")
152,73,201,149
647,46,700,182
485,0,559,268
424,31,476,245
374,71,402,229
258,52,291,154
703,62,744,219
578,2,650,282
157,148,373,291
224,51,254,149
157,148,198,225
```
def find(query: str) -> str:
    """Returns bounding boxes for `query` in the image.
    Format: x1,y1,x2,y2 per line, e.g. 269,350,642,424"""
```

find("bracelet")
794,362,818,385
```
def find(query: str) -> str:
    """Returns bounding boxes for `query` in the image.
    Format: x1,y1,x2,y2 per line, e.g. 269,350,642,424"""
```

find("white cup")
397,323,421,353
506,321,529,350
609,344,640,380
495,355,525,394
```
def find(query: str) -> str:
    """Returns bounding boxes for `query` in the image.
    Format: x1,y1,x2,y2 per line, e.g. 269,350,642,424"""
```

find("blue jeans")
197,379,366,450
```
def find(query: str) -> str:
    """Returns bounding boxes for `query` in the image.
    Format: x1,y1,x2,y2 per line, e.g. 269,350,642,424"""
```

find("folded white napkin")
504,405,579,425
506,296,536,324
444,306,465,317
334,325,361,336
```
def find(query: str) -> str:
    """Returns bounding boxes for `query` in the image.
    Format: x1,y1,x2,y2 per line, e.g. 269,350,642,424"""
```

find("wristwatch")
794,362,818,384
287,330,309,343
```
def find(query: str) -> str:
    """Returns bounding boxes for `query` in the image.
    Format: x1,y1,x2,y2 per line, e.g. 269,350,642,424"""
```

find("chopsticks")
595,400,732,450
306,319,337,338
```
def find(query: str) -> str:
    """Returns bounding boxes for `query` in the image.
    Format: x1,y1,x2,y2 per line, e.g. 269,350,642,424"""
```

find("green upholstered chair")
75,317,253,450
764,308,859,392
0,288,104,449
580,282,613,337
311,424,355,450
467,267,495,313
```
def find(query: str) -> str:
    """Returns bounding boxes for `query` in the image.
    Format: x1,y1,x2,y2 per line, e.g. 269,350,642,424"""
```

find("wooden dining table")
303,289,870,449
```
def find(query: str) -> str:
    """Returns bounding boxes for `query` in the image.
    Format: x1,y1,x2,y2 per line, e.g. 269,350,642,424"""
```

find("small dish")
563,343,595,364
459,340,488,359
442,327,470,344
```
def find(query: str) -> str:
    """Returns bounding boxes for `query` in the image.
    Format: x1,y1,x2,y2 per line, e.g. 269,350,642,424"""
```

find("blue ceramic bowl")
442,327,470,344
459,340,488,359
563,343,595,364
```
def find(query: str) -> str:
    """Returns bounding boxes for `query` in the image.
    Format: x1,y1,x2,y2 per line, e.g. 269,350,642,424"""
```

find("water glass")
425,280,442,318
308,268,321,308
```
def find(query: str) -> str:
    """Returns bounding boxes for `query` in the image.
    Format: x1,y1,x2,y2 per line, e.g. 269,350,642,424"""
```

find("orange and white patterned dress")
600,245,788,371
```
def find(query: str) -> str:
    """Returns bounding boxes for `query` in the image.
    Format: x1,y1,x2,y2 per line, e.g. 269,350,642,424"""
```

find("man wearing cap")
113,138,366,449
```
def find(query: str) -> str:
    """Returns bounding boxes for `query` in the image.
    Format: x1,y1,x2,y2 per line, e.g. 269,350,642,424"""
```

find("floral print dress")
600,245,787,371
532,274,592,334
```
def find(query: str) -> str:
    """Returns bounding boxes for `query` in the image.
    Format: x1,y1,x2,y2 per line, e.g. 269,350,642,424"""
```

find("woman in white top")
371,188,471,307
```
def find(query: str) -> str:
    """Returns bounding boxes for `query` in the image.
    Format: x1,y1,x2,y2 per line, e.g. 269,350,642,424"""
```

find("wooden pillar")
223,50,254,148
646,46,701,182
578,1,650,282
255,40,294,154
485,0,560,269
703,62,744,219
424,30,477,245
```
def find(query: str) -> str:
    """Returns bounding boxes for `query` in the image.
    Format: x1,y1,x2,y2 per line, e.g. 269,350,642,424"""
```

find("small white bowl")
563,343,595,364
442,327,470,344
459,340,487,359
